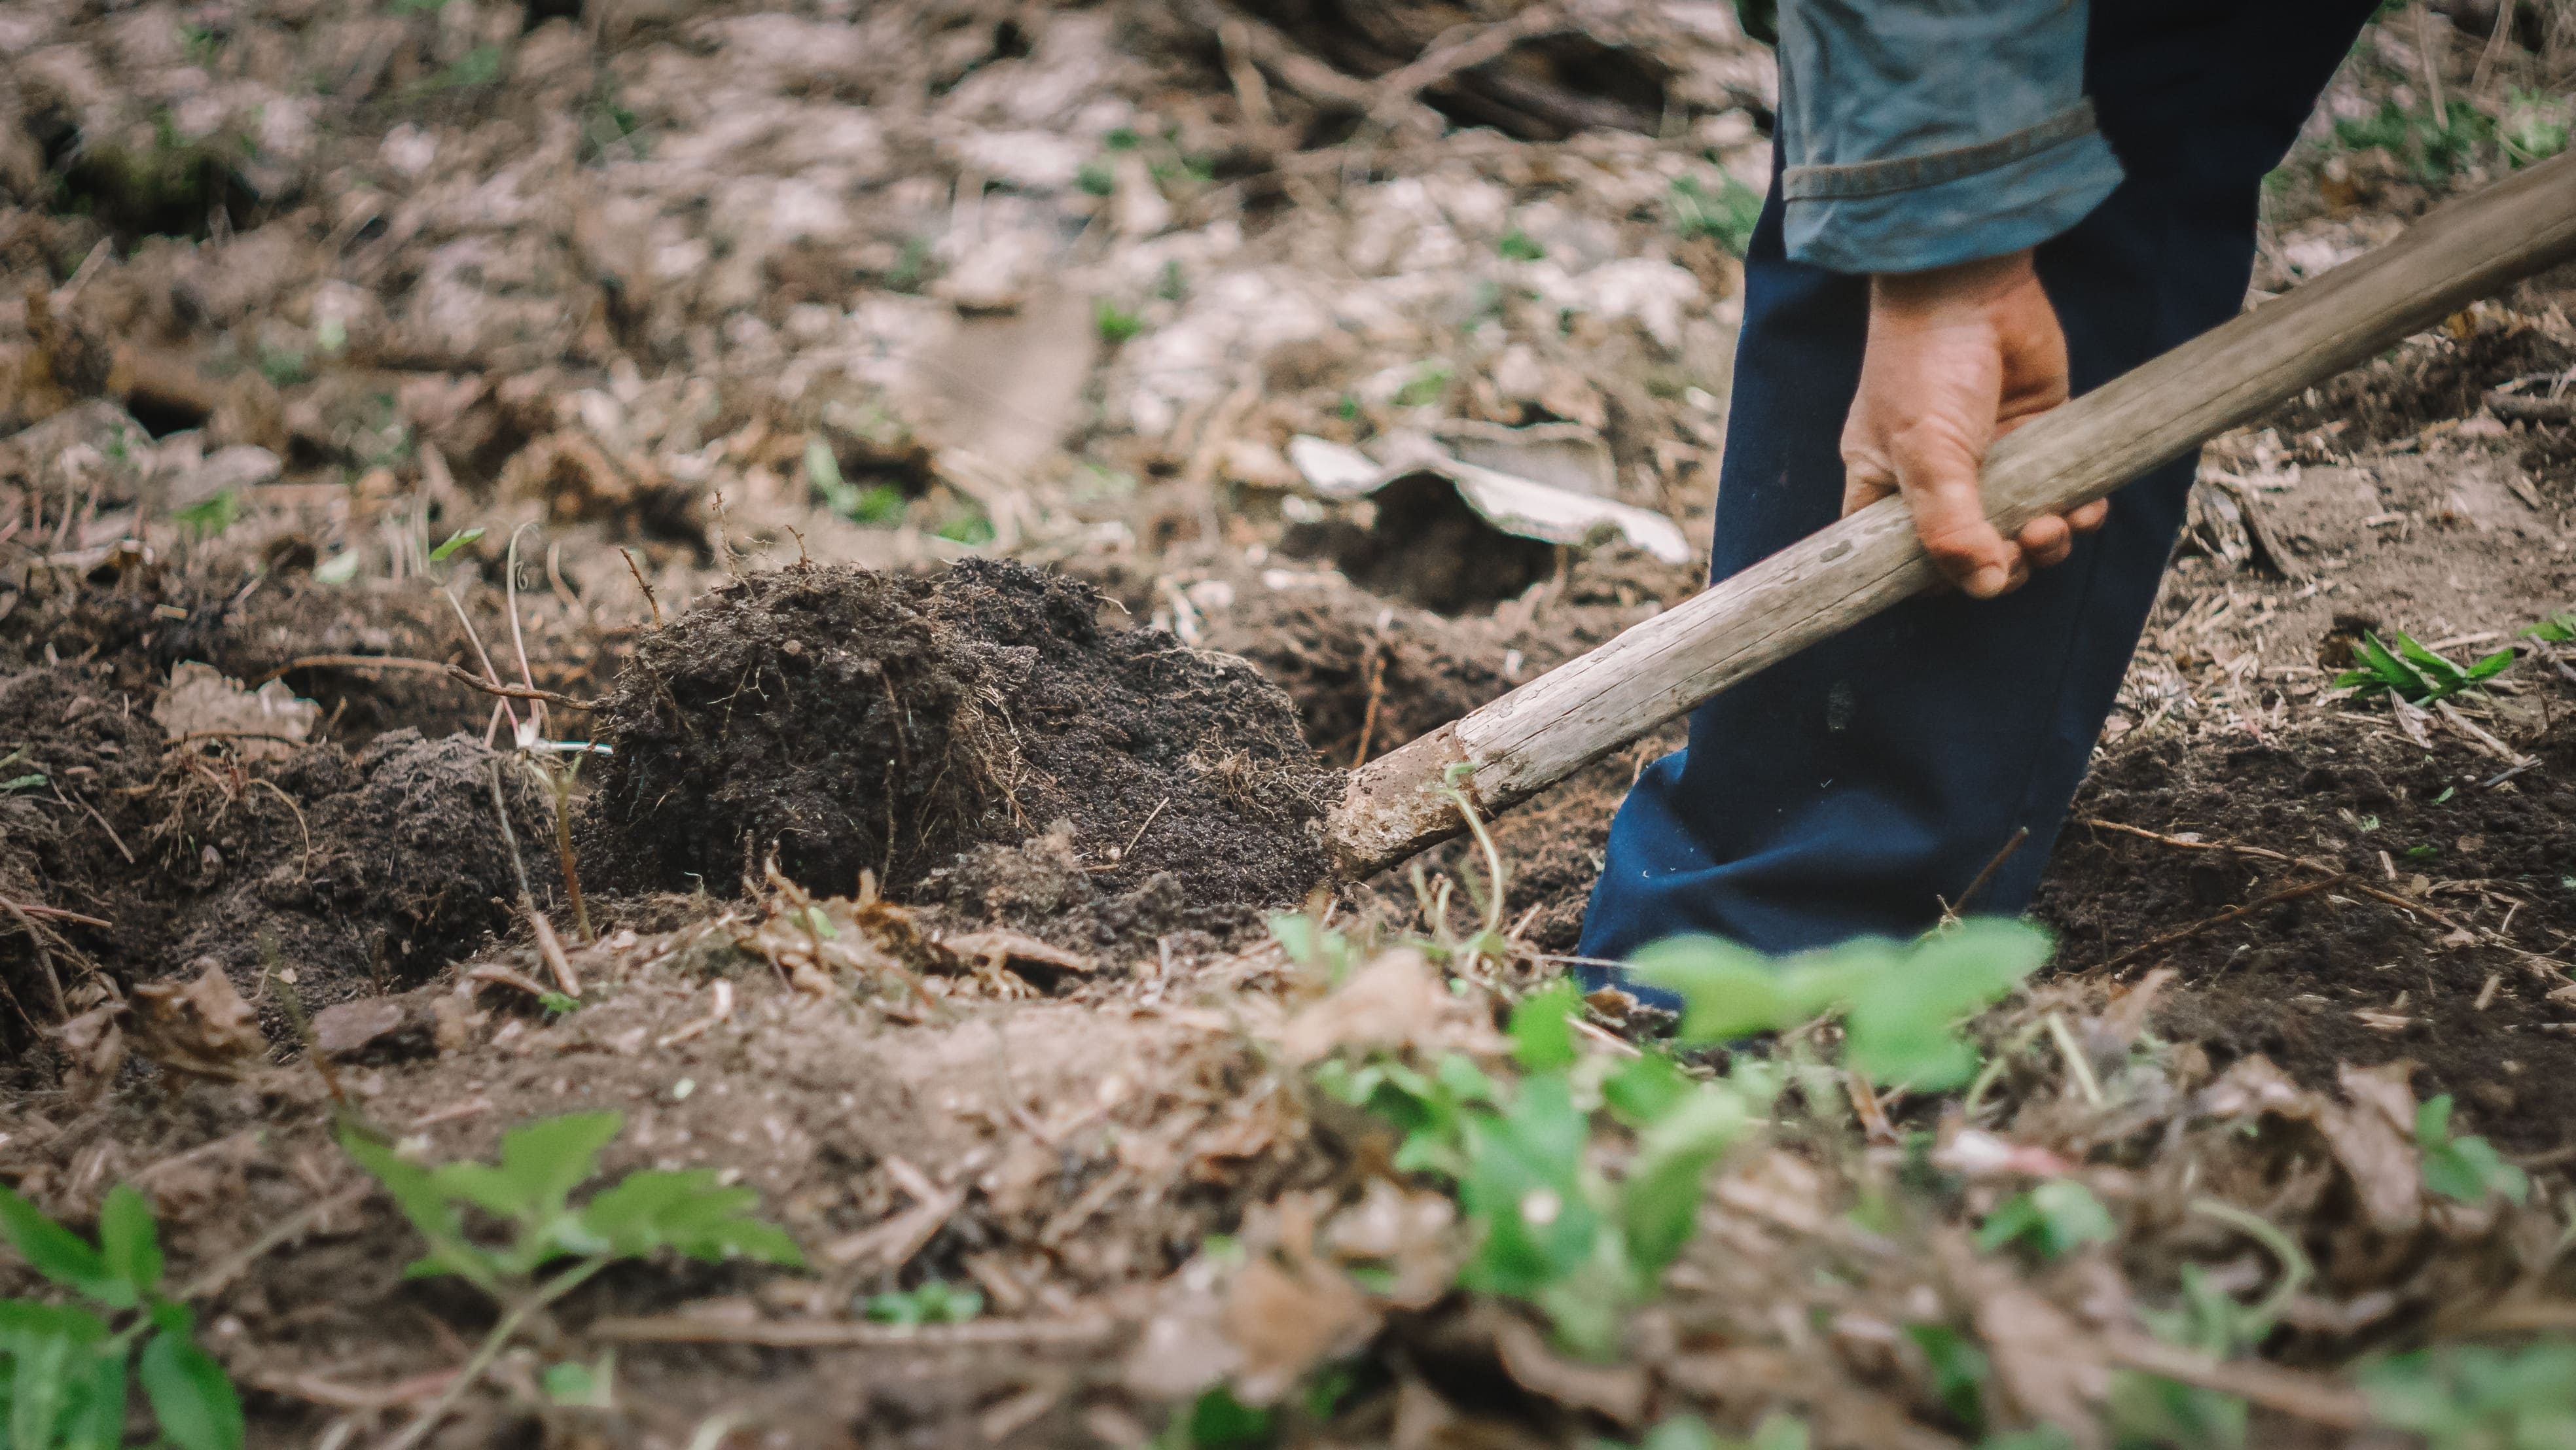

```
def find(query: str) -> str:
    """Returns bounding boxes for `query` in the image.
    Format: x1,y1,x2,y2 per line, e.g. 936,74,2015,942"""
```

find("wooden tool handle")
1329,150,2576,879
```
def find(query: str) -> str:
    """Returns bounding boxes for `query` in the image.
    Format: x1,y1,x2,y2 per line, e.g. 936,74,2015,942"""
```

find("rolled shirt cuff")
1781,117,2124,275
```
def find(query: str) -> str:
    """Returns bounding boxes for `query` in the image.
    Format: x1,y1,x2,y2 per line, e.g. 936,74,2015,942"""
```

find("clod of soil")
577,559,1338,944
0,665,559,1064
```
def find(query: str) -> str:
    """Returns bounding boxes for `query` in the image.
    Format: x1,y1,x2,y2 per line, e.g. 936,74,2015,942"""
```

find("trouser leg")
1577,0,2378,964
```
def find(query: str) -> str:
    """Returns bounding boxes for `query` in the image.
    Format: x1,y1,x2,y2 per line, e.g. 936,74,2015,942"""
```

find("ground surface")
3,1,2576,1447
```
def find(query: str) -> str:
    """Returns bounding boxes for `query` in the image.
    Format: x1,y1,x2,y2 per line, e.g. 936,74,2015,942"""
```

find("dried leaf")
128,962,267,1080
1278,948,1500,1065
153,663,318,762
1221,1254,1379,1404
52,1004,126,1108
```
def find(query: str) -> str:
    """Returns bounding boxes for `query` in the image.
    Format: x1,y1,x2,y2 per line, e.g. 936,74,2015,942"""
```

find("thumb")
1893,428,2018,599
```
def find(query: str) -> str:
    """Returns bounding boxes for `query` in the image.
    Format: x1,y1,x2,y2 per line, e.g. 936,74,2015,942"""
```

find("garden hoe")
1327,150,2576,879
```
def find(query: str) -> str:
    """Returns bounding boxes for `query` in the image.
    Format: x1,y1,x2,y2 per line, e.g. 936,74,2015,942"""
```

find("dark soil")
2267,302,2575,448
0,664,559,1063
577,559,1339,946
2035,713,2576,1154
5,550,605,746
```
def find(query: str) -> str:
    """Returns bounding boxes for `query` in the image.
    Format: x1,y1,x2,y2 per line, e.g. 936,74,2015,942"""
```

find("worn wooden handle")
1329,149,2576,879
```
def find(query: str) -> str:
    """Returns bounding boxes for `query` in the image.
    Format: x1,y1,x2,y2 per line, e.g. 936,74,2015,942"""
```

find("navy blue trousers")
1579,0,2379,964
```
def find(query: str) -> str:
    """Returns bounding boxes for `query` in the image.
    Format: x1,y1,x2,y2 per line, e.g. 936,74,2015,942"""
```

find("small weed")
2333,99,2494,183
0,1182,246,1450
341,1110,800,1443
256,346,308,389
1157,260,1188,302
2416,1094,2528,1205
429,527,484,564
1156,1385,1274,1449
2333,629,2513,704
1077,162,1115,198
2363,1343,2576,1450
172,490,238,540
861,1280,983,1326
806,438,908,525
2518,611,2576,643
1497,230,1546,262
933,508,995,547
1670,173,1764,256
1095,300,1143,344
2500,90,2571,167
1392,362,1452,408
1975,1180,2115,1258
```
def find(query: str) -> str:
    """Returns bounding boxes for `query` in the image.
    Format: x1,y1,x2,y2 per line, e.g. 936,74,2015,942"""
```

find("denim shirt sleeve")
1774,0,2124,275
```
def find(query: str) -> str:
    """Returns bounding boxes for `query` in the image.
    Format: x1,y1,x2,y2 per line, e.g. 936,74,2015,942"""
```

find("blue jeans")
1578,0,2378,972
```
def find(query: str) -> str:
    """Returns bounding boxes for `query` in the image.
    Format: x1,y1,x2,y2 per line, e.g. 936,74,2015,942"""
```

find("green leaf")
1457,1076,1596,1301
1179,1385,1274,1448
1508,980,1583,1074
173,489,240,539
542,1353,615,1408
337,1125,497,1292
1602,1050,1692,1127
2353,632,2433,699
578,1169,803,1267
1619,1089,1746,1275
2466,646,2517,681
1842,921,2049,1089
428,527,485,563
1976,1180,2115,1258
1632,934,1797,1042
1907,1323,1990,1432
139,1330,246,1450
2394,632,2469,689
0,1185,128,1307
96,1184,163,1298
2417,1094,2529,1205
0,773,48,794
2520,612,2576,643
490,1110,624,1223
63,1341,127,1450
11,1315,78,1450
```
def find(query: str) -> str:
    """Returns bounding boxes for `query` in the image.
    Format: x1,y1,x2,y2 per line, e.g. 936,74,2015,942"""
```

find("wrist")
1870,249,2038,315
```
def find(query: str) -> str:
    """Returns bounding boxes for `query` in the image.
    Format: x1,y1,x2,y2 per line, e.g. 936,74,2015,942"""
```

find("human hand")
1838,249,2108,599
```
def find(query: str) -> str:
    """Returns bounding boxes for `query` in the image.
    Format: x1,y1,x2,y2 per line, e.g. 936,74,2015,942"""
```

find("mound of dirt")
2036,714,2576,1153
577,559,1338,946
0,665,559,1061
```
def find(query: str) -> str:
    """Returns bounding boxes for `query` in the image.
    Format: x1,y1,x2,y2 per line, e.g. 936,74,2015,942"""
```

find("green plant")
2500,90,2571,167
2332,629,2513,705
171,490,238,540
255,345,308,388
1392,362,1452,408
0,1182,245,1449
2519,612,2576,643
1634,919,2050,1089
1,746,48,794
1155,1385,1274,1448
933,507,995,546
1975,1180,2114,1258
1096,300,1143,344
433,44,506,90
1497,230,1545,262
1618,1413,1809,1450
1670,173,1764,256
803,438,907,525
429,526,484,564
1077,161,1115,198
2416,1095,2528,1205
862,1280,983,1326
2363,1342,2576,1449
341,1112,801,1446
2333,99,2496,182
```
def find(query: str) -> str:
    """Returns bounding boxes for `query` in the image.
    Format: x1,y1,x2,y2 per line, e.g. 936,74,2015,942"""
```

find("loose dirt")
577,559,1339,947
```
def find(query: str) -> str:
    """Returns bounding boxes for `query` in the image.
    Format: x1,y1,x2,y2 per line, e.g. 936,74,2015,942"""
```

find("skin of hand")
1838,248,2110,599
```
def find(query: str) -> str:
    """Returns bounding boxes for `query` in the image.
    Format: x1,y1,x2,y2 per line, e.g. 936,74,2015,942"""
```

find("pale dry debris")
1276,946,1505,1065
128,960,268,1081
153,663,321,762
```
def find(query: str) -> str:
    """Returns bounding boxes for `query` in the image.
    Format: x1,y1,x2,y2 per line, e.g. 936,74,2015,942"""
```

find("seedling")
2518,611,2576,643
1497,230,1545,262
428,527,484,564
342,1111,802,1447
1391,362,1452,409
0,1182,245,1450
861,1280,982,1326
2415,1094,2528,1205
1096,300,1143,344
1634,919,2050,1089
1669,173,1764,256
1975,1180,2115,1258
2332,629,2512,705
2333,99,2495,183
172,490,238,541
2363,1343,2576,1450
